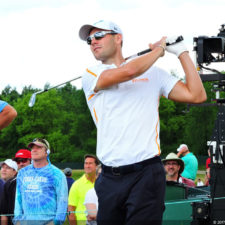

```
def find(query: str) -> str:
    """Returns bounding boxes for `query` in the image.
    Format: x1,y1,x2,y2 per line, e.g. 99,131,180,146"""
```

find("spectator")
84,165,102,225
0,159,18,223
13,138,68,225
163,153,195,187
177,144,198,181
68,154,99,225
0,160,18,182
0,100,17,130
1,149,31,225
197,178,204,186
64,168,75,193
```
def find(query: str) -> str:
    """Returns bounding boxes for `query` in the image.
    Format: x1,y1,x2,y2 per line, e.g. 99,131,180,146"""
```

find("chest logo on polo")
132,78,149,83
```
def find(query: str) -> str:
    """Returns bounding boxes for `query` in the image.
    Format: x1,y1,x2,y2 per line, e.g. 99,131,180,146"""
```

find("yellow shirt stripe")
86,68,97,77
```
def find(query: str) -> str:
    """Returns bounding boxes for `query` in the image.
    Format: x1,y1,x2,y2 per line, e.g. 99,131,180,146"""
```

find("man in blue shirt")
0,100,17,130
14,138,68,225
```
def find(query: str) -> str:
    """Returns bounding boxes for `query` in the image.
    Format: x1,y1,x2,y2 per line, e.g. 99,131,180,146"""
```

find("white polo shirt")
82,63,178,167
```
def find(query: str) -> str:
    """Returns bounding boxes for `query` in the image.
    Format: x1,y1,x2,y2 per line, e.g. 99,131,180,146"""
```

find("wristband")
156,45,165,52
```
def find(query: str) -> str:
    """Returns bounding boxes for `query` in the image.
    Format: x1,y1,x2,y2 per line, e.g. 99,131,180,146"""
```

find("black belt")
101,156,161,176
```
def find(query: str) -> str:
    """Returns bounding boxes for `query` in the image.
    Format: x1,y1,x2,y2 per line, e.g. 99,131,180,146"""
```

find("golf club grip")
126,36,183,60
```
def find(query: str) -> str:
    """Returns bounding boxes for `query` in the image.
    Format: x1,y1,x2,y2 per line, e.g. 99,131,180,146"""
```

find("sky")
0,0,224,94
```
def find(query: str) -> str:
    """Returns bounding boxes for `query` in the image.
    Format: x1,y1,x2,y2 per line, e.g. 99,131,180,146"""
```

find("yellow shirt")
68,174,95,224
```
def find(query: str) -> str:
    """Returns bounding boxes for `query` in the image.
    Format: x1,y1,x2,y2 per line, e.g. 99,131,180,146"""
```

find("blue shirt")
66,177,75,193
0,100,8,112
181,152,198,180
14,163,68,225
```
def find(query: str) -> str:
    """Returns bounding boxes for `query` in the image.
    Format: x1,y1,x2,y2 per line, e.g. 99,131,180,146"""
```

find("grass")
71,169,84,180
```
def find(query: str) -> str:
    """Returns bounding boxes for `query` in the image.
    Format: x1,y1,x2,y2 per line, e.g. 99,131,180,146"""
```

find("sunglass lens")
94,32,104,40
87,37,91,45
16,159,28,164
87,32,105,45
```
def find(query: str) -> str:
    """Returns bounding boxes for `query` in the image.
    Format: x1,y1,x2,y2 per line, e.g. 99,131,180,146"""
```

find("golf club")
28,76,81,107
28,35,184,107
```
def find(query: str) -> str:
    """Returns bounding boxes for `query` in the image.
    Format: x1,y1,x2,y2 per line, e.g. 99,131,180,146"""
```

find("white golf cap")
177,144,188,152
79,20,123,41
0,159,18,172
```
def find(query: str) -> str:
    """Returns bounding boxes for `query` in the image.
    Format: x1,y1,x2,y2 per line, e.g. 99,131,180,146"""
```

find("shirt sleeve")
13,172,23,223
154,67,179,98
82,64,117,101
84,188,97,205
54,172,68,225
0,100,8,112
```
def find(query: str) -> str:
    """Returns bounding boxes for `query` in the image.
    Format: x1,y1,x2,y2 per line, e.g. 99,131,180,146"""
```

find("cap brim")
79,24,95,41
79,24,113,41
28,142,45,149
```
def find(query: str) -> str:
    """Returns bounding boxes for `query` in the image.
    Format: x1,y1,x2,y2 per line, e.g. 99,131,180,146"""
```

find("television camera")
194,24,225,65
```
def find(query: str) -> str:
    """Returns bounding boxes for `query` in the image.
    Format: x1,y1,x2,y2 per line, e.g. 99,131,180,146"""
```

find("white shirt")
82,63,178,166
84,187,98,208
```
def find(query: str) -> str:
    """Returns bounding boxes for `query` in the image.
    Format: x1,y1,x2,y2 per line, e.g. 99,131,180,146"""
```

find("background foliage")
0,80,219,163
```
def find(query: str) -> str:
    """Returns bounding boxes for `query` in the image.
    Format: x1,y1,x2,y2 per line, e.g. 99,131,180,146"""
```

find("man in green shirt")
68,154,99,225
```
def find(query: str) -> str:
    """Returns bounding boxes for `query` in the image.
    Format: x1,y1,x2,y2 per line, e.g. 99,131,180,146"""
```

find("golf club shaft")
45,76,82,92
28,76,81,107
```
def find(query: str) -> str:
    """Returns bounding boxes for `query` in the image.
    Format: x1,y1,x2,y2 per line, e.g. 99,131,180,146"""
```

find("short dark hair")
84,154,100,165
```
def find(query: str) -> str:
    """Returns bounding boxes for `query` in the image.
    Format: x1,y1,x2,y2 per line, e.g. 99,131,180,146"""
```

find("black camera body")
194,24,225,64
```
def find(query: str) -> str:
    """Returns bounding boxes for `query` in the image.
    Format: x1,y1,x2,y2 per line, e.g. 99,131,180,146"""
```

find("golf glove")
166,36,188,57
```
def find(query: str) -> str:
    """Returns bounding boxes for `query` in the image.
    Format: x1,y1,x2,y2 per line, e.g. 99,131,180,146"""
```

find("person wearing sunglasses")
0,150,31,225
14,149,31,170
79,20,206,225
162,152,195,187
13,138,68,225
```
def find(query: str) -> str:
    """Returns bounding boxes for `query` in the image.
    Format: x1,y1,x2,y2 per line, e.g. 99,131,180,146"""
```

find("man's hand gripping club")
166,36,188,57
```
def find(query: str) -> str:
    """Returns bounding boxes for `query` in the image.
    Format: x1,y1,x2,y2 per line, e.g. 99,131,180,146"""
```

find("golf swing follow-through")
76,20,206,225
27,19,207,225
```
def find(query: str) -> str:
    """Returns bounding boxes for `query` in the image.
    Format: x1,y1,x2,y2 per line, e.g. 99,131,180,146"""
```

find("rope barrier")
2,196,225,217
0,209,97,217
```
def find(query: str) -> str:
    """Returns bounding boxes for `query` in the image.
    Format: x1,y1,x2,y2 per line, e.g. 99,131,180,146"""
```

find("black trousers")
95,158,166,225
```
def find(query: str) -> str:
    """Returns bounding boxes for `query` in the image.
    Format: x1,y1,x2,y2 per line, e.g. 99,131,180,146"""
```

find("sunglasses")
165,162,179,166
87,31,117,45
15,158,29,164
33,138,49,147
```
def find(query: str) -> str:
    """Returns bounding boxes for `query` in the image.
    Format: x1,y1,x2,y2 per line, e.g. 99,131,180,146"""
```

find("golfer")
79,20,206,225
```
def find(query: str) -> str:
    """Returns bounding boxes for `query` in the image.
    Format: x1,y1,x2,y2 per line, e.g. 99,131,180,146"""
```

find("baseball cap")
0,159,18,172
79,20,123,41
162,153,184,174
14,149,31,159
28,138,50,150
177,144,188,152
64,168,72,176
